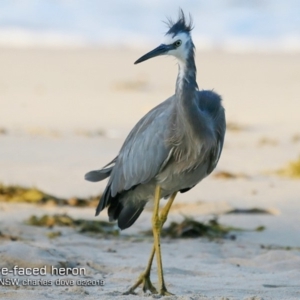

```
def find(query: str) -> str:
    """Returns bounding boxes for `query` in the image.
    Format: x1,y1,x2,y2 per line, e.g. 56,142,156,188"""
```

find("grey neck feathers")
175,41,198,97
174,41,200,126
169,41,215,162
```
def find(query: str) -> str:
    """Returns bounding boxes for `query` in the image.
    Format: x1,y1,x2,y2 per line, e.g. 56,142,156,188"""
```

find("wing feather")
196,90,226,175
109,96,174,196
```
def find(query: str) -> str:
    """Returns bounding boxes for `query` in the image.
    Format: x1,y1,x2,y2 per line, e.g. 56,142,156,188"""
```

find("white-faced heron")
85,10,226,295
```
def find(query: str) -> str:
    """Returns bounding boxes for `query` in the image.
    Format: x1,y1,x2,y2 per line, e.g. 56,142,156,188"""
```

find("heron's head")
134,10,194,65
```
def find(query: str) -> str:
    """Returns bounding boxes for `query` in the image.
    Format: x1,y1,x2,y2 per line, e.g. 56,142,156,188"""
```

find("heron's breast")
156,143,211,192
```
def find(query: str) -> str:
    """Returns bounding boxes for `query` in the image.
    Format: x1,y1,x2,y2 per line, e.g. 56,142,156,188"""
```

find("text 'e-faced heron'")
85,10,226,296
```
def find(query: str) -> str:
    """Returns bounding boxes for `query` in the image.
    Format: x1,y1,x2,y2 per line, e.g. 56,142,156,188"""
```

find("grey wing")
197,90,226,174
179,91,225,195
207,135,224,174
108,97,174,197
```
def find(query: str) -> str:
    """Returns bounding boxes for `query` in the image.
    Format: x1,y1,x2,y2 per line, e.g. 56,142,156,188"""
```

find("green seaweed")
25,214,119,236
0,183,101,207
277,156,300,178
143,217,265,239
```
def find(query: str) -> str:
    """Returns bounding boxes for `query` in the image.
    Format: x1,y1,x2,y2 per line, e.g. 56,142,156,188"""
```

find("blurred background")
0,1,299,132
0,0,300,51
0,3,300,298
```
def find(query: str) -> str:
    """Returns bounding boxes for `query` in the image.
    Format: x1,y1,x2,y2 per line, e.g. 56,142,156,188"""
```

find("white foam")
0,1,299,52
0,28,87,48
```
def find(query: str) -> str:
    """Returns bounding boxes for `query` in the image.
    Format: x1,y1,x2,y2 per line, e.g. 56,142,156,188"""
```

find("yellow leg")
152,186,174,295
160,192,177,225
123,191,177,295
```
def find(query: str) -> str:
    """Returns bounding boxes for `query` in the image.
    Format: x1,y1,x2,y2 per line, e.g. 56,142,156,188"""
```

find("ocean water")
0,0,299,52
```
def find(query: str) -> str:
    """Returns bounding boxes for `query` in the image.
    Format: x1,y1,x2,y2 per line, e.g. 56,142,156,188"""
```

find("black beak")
134,44,172,64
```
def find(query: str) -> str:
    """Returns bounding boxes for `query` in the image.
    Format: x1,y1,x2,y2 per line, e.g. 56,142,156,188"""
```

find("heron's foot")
159,287,174,296
123,272,158,295
142,275,158,294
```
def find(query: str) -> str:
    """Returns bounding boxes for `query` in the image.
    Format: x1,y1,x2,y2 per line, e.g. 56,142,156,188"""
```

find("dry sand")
0,48,300,300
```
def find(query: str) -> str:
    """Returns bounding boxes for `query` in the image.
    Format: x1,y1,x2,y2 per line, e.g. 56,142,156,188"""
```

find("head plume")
165,9,193,37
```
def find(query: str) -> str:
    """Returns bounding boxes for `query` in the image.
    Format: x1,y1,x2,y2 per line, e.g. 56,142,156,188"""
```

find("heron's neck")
174,51,209,137
175,47,198,116
175,52,198,98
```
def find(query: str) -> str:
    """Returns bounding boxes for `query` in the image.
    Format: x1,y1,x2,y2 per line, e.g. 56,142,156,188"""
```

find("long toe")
160,287,174,296
123,272,158,295
142,276,158,294
122,277,142,295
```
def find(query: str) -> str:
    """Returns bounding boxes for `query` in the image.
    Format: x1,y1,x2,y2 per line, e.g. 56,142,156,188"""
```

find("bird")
85,10,226,296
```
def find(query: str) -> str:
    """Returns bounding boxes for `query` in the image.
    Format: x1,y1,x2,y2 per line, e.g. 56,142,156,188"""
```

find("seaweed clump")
143,217,264,239
0,183,100,207
162,218,230,238
26,214,119,236
144,217,232,239
277,156,300,178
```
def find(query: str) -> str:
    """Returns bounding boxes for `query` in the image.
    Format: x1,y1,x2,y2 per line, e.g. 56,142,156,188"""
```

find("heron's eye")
173,40,182,48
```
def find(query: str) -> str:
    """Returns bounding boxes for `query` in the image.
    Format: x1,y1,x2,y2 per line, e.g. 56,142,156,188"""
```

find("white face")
161,32,190,62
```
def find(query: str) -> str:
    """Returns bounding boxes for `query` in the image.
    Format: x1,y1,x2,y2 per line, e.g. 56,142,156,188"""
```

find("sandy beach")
0,47,300,300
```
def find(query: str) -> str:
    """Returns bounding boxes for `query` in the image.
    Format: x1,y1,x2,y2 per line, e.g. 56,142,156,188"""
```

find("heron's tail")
111,199,145,230
95,185,146,230
84,167,113,182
